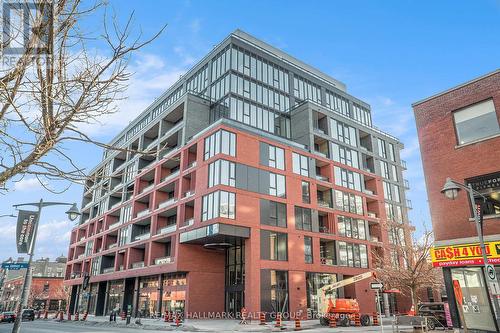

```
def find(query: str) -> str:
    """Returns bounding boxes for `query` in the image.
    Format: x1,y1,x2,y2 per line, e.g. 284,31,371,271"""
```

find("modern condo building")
64,30,412,319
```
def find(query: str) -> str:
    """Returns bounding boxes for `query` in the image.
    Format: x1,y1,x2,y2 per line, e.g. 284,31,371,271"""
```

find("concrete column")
383,292,390,317
132,277,139,317
157,274,163,316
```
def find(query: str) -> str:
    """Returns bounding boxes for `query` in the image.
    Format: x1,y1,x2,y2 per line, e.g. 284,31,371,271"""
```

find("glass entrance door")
452,267,496,332
225,242,245,315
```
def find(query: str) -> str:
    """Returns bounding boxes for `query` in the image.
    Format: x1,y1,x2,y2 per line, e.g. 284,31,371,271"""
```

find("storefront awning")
179,223,250,245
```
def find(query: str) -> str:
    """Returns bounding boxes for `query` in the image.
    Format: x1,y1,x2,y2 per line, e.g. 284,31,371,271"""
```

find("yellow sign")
431,241,500,267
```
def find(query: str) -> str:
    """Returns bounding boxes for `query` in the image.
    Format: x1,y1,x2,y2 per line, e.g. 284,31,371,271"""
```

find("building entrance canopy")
179,223,250,246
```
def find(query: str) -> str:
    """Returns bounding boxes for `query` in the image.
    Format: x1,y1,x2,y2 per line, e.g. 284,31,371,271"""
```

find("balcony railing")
110,201,121,210
79,236,85,242
131,261,145,269
313,150,328,158
136,208,151,218
154,256,173,265
159,224,176,235
161,170,180,183
134,232,151,242
102,267,115,274
320,257,335,266
313,127,326,135
158,198,177,210
317,200,332,208
401,159,407,169
141,183,155,194
315,174,329,182
182,218,194,228
404,179,410,190
183,190,195,198
107,243,117,250
185,161,197,170
367,212,378,219
363,189,374,196
108,221,122,230
406,199,413,210
77,253,85,260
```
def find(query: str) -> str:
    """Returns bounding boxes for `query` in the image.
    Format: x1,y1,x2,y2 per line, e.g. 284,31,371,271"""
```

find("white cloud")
13,178,44,191
189,19,201,34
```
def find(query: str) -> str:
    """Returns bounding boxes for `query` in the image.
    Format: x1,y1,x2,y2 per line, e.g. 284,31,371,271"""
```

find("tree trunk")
411,286,419,314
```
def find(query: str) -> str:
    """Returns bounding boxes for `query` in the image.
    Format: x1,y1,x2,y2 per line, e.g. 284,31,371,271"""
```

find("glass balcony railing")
158,198,177,210
131,261,145,269
159,224,176,235
154,256,173,265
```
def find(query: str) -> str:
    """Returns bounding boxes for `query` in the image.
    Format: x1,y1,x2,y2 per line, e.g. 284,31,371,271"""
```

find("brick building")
0,257,68,312
413,69,500,332
64,30,413,319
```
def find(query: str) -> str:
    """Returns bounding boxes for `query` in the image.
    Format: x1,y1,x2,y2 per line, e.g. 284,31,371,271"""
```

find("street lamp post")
11,199,80,333
441,178,500,330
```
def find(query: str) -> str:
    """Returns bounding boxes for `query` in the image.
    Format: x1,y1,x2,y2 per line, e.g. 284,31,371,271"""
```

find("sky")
1,0,499,261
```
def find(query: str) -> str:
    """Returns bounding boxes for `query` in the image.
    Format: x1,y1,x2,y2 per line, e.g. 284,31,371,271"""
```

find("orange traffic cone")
164,311,169,322
275,312,282,328
67,311,71,321
82,312,88,321
174,313,181,327
74,311,79,321
372,312,379,326
354,313,361,326
329,314,336,328
259,312,266,325
294,317,302,331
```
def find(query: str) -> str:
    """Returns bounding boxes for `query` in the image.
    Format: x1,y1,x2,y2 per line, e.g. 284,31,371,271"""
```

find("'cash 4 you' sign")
431,241,500,267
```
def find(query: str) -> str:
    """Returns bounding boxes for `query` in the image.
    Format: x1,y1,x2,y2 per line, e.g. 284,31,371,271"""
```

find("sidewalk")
62,315,405,332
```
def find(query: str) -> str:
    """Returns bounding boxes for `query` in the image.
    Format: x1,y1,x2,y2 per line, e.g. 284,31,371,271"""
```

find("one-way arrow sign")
370,282,384,290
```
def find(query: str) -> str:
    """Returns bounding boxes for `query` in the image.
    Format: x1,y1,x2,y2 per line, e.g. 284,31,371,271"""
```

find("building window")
261,230,288,261
260,269,289,316
383,181,393,201
264,143,285,170
320,239,336,266
295,206,312,231
208,159,236,187
454,99,500,145
391,164,398,181
380,161,390,179
332,143,359,168
330,119,357,147
301,181,310,204
388,143,396,162
335,190,364,215
334,166,362,191
466,172,500,217
306,273,337,316
43,283,49,292
204,129,236,160
338,216,367,240
388,227,406,246
304,236,313,264
338,241,368,268
292,152,309,177
202,190,236,221
260,199,287,227
385,203,404,223
377,138,387,158
269,173,286,197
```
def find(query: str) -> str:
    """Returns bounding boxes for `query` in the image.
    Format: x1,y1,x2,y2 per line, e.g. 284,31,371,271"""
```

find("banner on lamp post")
16,210,39,254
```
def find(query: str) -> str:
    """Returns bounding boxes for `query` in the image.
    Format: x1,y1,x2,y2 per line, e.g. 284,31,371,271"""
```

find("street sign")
486,264,497,282
370,282,384,290
1,262,29,270
489,281,500,296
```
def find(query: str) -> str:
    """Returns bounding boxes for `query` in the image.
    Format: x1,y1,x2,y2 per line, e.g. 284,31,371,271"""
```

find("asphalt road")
0,321,151,333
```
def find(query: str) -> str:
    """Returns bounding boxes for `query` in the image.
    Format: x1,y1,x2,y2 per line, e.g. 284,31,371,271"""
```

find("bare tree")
373,224,443,311
0,0,165,192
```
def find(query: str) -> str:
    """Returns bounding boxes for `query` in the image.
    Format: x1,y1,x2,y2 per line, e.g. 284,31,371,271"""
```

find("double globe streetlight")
10,200,81,333
441,178,500,330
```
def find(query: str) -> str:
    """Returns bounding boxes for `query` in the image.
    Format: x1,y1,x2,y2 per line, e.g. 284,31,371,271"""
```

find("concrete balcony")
134,232,151,242
154,256,173,265
318,200,332,209
136,208,151,218
313,150,328,158
158,198,177,210
161,170,180,183
367,212,378,219
107,243,117,250
183,190,195,198
159,224,176,235
363,189,375,196
131,261,145,269
182,218,194,228
77,253,85,260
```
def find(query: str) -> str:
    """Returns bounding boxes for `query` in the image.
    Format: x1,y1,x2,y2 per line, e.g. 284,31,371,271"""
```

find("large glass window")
301,181,310,204
380,161,390,179
267,144,285,170
332,143,359,168
202,190,236,221
269,173,286,197
292,152,309,176
293,75,321,104
295,206,312,231
325,90,350,117
304,236,313,264
377,138,387,158
161,273,186,314
208,159,236,187
204,130,236,160
260,230,288,261
260,270,289,316
106,280,124,315
330,119,357,147
454,99,499,145
337,216,367,240
306,273,337,316
388,143,396,162
137,277,159,318
260,199,287,227
334,166,362,191
338,242,368,268
335,190,364,215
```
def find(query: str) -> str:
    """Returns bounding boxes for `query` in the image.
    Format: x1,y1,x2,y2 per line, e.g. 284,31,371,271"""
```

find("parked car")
417,302,448,330
21,309,35,321
0,311,16,323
